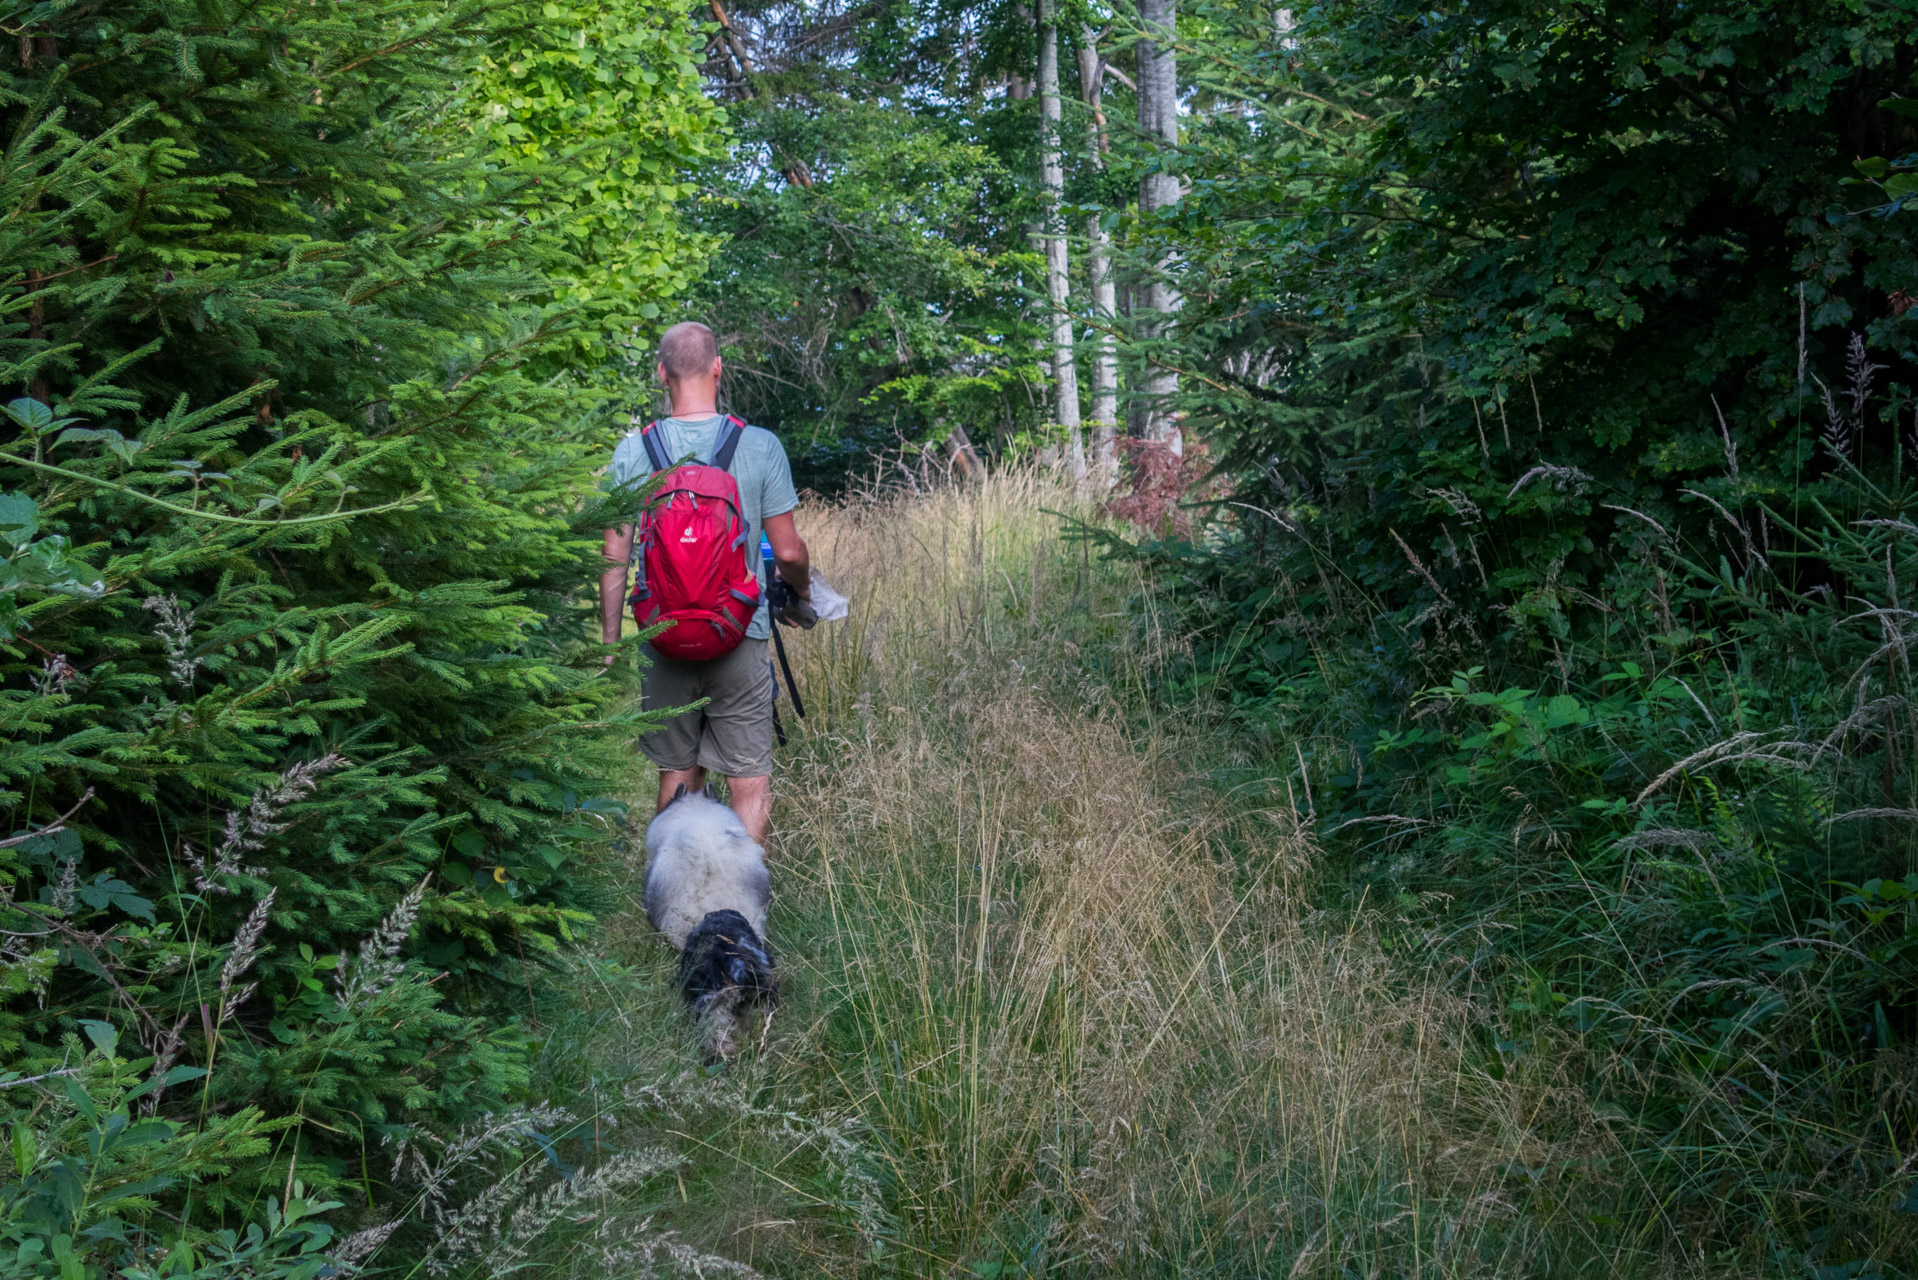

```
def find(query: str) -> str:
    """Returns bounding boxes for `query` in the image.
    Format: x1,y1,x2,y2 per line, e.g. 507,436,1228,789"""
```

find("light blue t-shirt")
610,414,799,641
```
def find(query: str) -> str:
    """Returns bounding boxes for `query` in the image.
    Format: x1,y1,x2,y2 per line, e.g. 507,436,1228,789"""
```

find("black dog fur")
676,908,778,1032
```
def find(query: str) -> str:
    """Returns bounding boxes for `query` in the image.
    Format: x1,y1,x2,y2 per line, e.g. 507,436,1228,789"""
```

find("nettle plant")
2,1024,348,1280
1383,665,1602,774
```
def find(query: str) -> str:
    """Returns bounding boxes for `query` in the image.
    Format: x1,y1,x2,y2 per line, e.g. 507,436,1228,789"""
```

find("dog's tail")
677,909,777,1059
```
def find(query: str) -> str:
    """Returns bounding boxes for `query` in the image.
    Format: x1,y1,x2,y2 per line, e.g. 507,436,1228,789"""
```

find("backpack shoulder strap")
710,415,747,472
639,422,670,473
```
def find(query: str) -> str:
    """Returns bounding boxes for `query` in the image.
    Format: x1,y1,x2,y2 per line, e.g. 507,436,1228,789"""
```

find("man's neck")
666,382,719,418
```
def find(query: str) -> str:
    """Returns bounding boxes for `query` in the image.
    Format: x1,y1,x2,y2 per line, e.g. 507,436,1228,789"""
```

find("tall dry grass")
517,466,1717,1278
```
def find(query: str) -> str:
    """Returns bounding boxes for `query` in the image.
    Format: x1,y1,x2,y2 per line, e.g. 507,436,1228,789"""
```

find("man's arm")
600,523,634,657
762,510,810,615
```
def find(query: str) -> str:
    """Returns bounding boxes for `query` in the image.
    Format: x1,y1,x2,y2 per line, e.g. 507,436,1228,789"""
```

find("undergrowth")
1111,376,1918,1272
502,465,1807,1278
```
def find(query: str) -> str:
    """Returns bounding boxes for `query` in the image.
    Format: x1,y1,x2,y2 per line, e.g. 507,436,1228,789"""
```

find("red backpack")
630,416,761,661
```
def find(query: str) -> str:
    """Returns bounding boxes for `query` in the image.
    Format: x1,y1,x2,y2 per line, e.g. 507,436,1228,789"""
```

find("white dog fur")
643,790,770,948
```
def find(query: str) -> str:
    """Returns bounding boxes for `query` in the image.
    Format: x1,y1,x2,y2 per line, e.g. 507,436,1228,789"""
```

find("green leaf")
124,1066,208,1103
93,1173,177,1205
78,1019,118,1056
1543,693,1588,726
115,1121,175,1150
60,1078,100,1125
0,492,40,546
54,426,147,464
109,891,155,922
4,397,53,434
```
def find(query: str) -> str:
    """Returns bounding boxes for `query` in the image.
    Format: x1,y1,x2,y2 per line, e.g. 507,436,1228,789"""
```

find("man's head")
657,321,722,414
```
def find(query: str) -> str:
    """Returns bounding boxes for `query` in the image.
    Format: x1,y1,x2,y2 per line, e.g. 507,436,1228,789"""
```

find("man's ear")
710,355,724,384
657,362,672,387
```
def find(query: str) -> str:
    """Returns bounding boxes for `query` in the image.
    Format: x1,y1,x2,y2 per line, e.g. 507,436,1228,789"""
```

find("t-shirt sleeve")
757,431,799,519
608,434,645,491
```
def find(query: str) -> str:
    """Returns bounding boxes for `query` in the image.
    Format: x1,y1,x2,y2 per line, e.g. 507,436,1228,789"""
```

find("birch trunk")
1136,0,1182,454
1076,28,1120,488
1037,0,1084,484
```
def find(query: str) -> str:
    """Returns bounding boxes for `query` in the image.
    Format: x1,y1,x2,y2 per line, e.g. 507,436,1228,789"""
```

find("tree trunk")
22,31,55,406
1076,28,1119,488
1037,0,1084,485
1136,0,1182,454
707,1,814,187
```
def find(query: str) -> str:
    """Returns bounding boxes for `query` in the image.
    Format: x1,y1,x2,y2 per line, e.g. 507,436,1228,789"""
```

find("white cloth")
809,571,850,622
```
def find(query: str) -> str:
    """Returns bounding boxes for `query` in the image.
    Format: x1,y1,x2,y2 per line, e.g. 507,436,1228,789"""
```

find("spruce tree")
0,0,717,1258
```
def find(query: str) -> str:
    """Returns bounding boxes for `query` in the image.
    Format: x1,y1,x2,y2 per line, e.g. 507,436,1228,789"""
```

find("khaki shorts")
638,638,775,778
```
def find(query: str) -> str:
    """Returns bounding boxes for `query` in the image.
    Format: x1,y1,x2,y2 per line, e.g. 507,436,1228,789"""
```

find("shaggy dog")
643,787,776,1058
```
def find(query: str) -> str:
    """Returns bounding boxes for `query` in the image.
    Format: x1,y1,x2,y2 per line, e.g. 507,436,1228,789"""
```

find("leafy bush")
1165,0,1918,647
0,1027,343,1280
1111,395,1918,1262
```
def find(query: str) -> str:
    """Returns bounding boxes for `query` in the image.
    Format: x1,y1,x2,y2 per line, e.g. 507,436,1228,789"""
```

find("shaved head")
657,321,719,383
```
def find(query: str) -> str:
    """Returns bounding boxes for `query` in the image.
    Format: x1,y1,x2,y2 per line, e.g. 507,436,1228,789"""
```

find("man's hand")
762,511,812,630
780,591,818,629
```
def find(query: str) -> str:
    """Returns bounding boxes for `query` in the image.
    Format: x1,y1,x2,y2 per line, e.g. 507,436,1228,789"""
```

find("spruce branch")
0,451,428,526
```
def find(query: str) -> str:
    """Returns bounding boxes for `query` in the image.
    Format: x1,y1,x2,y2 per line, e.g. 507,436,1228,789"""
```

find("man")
600,321,814,844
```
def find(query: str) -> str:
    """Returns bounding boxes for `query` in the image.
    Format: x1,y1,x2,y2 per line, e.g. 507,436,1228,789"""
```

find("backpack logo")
680,525,698,543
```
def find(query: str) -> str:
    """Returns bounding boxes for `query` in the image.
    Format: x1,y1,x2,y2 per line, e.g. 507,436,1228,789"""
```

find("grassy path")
524,473,1639,1279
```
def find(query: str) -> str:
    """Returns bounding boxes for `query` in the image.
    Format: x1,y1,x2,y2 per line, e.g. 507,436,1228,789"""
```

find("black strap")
639,422,669,472
769,610,806,721
711,415,746,472
642,416,746,473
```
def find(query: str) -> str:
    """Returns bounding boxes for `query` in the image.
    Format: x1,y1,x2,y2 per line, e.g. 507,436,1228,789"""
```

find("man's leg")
727,773,772,845
639,649,706,813
690,639,776,844
656,766,706,813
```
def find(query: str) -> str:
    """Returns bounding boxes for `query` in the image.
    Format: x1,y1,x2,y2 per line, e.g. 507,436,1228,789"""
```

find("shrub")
1113,377,1918,1263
